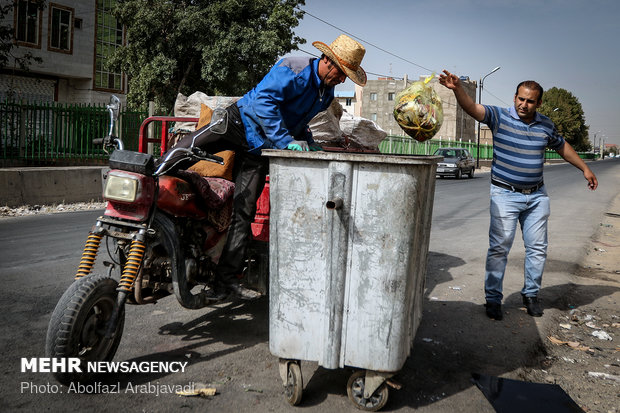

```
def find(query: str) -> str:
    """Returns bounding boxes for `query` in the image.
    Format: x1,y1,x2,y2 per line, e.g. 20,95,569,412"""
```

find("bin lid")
262,150,442,165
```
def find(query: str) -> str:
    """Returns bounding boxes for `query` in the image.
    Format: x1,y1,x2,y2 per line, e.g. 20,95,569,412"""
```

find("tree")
109,0,306,111
0,1,45,73
538,87,590,152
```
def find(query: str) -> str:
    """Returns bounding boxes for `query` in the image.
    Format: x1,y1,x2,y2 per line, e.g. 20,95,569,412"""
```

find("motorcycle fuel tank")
157,175,208,219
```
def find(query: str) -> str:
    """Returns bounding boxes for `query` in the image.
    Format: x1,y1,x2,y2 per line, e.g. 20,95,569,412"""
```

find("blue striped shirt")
484,105,565,188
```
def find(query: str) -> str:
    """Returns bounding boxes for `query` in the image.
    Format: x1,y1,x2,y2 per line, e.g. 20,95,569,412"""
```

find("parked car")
433,147,476,178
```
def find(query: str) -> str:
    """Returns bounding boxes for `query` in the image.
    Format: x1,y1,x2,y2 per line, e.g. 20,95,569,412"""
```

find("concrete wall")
0,167,105,207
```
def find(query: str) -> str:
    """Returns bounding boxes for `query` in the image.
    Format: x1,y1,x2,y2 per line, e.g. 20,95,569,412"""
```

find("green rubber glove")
286,140,309,151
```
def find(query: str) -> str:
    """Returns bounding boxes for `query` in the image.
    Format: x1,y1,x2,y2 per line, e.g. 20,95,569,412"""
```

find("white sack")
339,111,387,150
308,100,346,146
173,92,240,132
309,100,387,151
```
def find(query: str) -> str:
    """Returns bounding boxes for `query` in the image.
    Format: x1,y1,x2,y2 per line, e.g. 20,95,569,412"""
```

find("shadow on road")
424,251,466,298
101,252,618,408
387,283,619,410
100,297,269,387
384,249,620,410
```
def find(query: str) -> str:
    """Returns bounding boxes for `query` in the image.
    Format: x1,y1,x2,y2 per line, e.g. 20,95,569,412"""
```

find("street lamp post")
476,66,501,168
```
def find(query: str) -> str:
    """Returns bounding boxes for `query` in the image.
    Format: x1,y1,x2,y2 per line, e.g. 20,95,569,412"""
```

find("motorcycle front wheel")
45,273,125,385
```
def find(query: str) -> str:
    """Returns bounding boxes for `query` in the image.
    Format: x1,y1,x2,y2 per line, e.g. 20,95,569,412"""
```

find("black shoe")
523,296,543,317
226,282,262,300
205,285,228,302
485,302,503,320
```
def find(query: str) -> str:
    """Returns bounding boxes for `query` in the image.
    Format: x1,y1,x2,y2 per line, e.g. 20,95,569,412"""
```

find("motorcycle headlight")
104,173,139,202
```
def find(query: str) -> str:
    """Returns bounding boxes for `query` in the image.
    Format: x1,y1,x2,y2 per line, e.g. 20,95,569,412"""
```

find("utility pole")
476,66,500,168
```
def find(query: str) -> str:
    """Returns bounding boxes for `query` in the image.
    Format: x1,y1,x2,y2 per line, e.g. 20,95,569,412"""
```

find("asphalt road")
1,157,619,412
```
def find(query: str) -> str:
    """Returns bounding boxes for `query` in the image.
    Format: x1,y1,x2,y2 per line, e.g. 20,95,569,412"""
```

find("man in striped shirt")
439,70,597,321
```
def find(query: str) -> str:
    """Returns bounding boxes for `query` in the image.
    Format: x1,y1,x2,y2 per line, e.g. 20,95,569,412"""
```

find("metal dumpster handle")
326,198,343,210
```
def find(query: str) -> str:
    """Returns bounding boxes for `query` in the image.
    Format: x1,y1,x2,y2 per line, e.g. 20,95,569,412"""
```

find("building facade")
334,90,356,116
1,0,126,104
355,77,405,136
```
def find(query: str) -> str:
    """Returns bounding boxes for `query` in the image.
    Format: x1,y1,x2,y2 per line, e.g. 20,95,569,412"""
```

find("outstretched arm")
556,142,598,190
438,70,486,122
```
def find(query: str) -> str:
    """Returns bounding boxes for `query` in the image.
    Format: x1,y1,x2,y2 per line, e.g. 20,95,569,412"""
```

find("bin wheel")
284,362,303,405
347,370,389,411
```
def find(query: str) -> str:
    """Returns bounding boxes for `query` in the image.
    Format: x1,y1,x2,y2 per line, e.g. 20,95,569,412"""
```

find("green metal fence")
121,109,153,152
0,100,593,165
378,135,587,160
0,100,148,165
378,135,493,157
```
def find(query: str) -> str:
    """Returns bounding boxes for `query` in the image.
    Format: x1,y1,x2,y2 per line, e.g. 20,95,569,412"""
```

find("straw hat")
313,35,367,86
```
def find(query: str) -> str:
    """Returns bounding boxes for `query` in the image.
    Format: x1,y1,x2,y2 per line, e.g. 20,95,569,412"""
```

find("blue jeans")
484,184,550,304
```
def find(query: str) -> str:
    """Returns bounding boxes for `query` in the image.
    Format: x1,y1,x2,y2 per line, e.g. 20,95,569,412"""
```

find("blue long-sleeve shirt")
236,57,334,153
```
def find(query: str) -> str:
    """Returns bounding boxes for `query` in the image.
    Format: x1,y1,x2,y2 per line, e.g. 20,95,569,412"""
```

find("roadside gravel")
0,201,106,218
520,194,620,413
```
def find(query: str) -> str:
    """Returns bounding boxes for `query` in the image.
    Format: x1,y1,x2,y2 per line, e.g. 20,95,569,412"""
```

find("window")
369,93,377,101
49,4,73,53
370,113,377,121
15,0,42,47
95,0,124,91
387,92,394,101
345,98,352,106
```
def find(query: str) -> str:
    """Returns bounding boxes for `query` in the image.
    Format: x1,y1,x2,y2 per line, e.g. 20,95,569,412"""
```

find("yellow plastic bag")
393,75,443,142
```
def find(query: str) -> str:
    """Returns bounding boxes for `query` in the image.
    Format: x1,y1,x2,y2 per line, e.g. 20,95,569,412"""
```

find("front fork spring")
75,232,103,280
117,237,146,293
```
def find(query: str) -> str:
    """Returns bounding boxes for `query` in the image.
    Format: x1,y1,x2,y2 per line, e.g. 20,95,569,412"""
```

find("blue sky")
284,0,620,146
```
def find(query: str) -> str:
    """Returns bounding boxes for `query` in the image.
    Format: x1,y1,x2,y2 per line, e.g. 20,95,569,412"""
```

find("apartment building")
334,90,356,116
1,0,126,104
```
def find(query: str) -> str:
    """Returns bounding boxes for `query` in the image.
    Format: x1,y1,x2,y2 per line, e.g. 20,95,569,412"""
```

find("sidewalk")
520,191,620,412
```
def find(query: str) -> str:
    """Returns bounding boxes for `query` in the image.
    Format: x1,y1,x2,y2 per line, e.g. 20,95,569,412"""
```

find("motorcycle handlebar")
94,135,124,151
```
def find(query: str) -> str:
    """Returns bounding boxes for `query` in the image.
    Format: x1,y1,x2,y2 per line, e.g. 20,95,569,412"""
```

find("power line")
297,8,436,74
296,48,461,108
297,7,518,109
482,88,511,107
296,48,405,80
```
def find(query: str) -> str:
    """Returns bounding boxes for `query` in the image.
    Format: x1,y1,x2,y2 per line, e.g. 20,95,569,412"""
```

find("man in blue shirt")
168,34,367,300
439,70,597,320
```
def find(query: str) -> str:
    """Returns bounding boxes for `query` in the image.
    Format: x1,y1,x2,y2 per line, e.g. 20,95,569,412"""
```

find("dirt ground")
2,184,617,412
518,202,620,413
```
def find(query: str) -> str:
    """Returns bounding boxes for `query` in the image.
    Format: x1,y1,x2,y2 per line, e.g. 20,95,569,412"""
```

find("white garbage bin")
263,150,440,411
